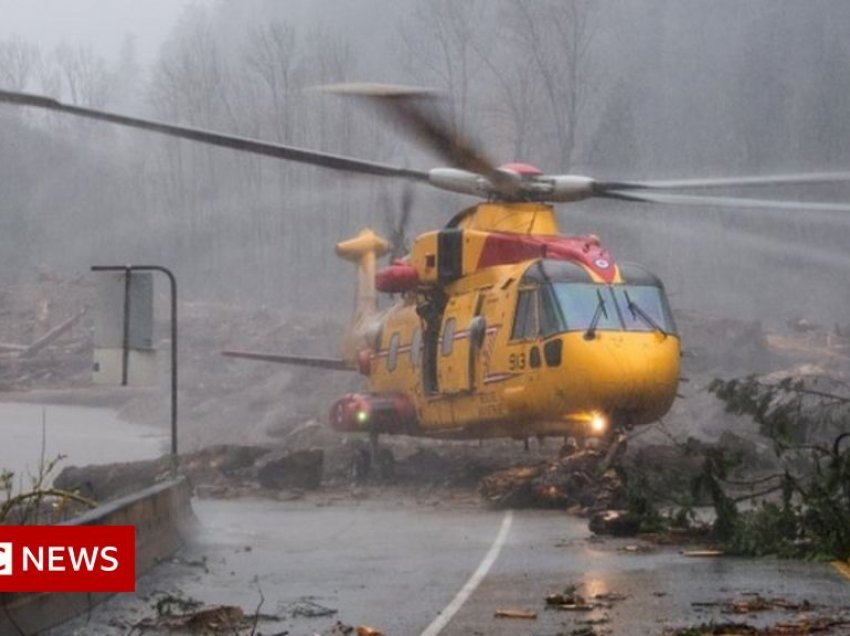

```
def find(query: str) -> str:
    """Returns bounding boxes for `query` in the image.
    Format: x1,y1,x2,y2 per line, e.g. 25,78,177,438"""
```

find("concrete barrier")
0,477,194,635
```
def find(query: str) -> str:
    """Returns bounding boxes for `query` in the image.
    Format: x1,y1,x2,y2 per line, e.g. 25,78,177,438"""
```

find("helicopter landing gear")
369,428,396,480
598,429,628,473
558,430,628,471
349,429,395,483
350,447,371,483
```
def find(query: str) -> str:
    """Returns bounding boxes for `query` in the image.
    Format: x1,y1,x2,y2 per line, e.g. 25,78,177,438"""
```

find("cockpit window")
539,284,565,337
551,283,621,332
534,282,676,335
511,289,538,340
611,285,676,333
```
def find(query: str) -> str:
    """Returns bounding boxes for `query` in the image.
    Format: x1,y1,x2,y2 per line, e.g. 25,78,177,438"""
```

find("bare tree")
0,36,39,90
398,0,485,140
244,21,298,143
508,0,598,169
53,44,115,108
468,17,541,161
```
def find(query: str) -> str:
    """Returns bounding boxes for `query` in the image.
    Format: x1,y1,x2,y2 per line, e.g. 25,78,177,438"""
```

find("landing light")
356,410,369,424
590,413,607,434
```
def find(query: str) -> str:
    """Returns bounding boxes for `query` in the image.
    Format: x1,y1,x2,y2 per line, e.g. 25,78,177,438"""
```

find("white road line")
419,511,514,636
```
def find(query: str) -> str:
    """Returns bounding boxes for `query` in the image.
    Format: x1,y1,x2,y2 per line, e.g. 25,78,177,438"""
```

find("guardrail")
0,477,194,635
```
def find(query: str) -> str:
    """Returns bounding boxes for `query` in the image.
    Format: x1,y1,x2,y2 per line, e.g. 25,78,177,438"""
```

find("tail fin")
336,229,390,360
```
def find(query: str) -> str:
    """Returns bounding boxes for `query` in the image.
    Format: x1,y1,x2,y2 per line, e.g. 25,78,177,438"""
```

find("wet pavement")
0,402,168,482
50,496,850,635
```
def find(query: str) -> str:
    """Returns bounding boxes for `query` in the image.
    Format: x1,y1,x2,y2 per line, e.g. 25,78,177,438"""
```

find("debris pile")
0,271,93,391
54,445,325,502
692,594,816,615
130,592,284,634
666,616,850,635
319,622,385,636
544,584,627,613
479,449,627,512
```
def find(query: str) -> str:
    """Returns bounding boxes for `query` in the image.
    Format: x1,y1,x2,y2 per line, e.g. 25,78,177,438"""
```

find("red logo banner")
0,526,135,592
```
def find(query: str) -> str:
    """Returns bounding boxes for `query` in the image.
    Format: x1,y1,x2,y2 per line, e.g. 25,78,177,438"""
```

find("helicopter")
2,85,850,472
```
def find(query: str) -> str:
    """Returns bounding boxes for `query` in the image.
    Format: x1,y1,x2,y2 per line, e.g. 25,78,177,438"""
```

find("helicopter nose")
586,332,680,424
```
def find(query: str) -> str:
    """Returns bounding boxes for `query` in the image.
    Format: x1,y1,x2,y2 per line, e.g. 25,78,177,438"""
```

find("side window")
511,289,538,340
411,329,422,366
387,332,400,372
441,318,456,356
539,284,566,336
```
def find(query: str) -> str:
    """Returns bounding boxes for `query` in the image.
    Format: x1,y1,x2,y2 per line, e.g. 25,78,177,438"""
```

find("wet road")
52,496,850,635
0,402,168,482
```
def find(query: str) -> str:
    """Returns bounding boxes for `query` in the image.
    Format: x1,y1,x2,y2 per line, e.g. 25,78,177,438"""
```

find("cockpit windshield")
514,281,677,339
555,283,676,334
548,283,619,333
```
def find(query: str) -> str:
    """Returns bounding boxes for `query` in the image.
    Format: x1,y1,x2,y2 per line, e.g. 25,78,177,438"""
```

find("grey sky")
0,0,215,64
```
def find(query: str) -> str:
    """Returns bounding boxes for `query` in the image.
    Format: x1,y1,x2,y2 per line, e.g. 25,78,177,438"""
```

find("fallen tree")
704,374,850,559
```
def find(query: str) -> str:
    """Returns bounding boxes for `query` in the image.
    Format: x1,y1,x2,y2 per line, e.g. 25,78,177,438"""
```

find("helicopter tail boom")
222,350,353,371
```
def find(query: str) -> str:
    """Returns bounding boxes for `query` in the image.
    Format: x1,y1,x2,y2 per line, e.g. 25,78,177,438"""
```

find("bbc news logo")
0,526,135,592
0,542,11,576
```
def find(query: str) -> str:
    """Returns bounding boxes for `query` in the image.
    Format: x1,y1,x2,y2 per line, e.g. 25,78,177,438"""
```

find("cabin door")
437,292,478,394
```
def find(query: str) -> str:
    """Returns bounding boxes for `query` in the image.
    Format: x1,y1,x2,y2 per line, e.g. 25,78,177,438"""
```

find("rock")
254,449,324,490
54,457,168,501
211,445,271,475
588,509,641,537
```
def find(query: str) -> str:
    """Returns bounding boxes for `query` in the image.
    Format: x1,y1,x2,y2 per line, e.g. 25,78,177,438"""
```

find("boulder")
254,448,324,490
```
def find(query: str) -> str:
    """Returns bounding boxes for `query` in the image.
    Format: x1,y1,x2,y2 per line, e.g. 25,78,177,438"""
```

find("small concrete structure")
0,477,194,635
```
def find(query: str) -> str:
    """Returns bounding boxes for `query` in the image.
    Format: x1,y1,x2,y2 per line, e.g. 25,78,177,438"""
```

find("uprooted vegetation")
705,375,850,559
613,374,850,561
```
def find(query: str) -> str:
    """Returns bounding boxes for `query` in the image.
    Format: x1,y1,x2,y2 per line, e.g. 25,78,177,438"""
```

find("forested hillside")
1,0,849,323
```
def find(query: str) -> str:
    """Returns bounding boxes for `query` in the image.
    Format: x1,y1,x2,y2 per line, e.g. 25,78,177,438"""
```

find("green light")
356,410,369,424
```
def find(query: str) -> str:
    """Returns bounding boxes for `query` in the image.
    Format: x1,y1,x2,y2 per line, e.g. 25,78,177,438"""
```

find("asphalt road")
0,402,167,483
52,496,850,635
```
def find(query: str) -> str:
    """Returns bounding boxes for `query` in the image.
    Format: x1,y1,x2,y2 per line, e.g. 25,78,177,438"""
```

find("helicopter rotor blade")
394,181,414,259
598,172,850,191
379,182,414,261
322,83,511,191
599,188,850,213
399,181,413,234
0,89,429,181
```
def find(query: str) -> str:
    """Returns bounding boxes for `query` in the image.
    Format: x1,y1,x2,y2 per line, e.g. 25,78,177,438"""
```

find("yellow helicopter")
3,85,850,470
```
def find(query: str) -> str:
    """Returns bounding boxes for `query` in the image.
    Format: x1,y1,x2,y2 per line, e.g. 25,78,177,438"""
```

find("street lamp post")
91,265,178,477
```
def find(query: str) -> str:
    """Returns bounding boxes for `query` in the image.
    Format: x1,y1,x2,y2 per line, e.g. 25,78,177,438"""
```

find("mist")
1,0,849,327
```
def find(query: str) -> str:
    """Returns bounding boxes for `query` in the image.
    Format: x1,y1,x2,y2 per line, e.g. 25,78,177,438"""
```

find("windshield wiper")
624,290,667,338
584,289,608,340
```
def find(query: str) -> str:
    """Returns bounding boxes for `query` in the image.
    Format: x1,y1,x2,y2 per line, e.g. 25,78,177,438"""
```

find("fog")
1,0,849,326
0,0,206,64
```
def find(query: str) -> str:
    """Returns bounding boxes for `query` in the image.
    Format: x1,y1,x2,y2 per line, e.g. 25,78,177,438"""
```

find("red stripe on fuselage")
477,232,617,282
